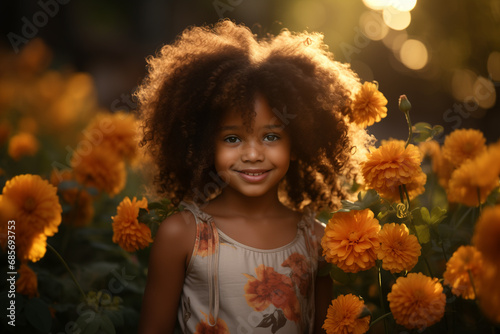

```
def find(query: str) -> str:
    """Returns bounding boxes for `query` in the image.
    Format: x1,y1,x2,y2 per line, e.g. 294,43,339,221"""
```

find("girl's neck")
207,186,287,219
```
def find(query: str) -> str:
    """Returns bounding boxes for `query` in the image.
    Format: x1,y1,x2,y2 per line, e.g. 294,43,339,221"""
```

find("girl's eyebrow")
220,124,284,131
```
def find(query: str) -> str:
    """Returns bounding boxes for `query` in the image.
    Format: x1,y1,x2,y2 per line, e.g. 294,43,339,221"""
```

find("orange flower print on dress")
243,264,300,322
194,311,230,334
282,253,311,296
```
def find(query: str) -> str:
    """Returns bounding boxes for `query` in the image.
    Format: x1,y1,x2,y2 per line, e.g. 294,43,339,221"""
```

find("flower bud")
399,95,412,113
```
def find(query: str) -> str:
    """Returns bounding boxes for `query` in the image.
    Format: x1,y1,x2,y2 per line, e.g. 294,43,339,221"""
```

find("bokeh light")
391,0,417,11
383,8,411,31
359,11,389,41
473,76,496,109
383,29,408,52
451,69,477,102
399,39,428,70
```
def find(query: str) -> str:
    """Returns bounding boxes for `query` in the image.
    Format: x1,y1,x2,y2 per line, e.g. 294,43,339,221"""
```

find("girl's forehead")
219,95,284,129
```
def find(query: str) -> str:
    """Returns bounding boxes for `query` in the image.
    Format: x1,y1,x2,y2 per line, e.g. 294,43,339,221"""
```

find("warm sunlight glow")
383,8,411,30
383,29,408,51
290,1,327,30
392,0,417,11
451,69,477,101
473,76,496,109
487,51,500,81
360,11,389,41
400,39,428,70
363,0,417,12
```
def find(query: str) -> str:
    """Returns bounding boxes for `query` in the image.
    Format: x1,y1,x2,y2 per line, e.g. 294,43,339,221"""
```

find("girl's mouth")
236,169,270,182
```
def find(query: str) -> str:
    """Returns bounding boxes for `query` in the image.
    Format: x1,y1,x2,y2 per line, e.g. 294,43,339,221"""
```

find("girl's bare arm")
139,211,196,334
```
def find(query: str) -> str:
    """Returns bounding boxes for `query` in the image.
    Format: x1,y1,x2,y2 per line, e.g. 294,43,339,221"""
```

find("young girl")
137,20,362,334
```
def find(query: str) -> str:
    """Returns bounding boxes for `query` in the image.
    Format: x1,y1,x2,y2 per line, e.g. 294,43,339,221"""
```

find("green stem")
404,111,413,148
370,312,393,328
467,270,478,301
47,243,86,300
477,187,482,214
378,265,389,334
403,185,434,277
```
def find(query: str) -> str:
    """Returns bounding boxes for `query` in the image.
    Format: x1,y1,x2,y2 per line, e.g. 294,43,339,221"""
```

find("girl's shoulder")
152,210,197,263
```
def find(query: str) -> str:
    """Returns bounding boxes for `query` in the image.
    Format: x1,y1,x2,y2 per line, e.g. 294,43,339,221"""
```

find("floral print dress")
175,202,320,334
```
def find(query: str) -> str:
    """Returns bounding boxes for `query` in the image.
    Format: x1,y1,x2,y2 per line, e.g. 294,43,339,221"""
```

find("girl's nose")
241,142,264,162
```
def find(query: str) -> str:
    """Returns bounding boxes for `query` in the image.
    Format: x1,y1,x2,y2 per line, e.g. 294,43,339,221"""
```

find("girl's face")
214,94,292,199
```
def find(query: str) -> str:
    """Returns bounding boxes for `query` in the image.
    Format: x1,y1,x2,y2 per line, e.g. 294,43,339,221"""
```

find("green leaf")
420,207,431,224
414,225,430,244
100,314,116,334
81,314,102,334
24,298,52,333
329,265,352,285
429,207,447,225
412,122,443,143
335,190,381,214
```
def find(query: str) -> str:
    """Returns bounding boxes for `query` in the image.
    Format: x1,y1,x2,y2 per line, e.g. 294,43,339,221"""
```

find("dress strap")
181,201,220,327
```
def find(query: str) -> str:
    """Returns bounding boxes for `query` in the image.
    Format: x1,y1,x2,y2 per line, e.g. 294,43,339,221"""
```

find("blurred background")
1,0,499,142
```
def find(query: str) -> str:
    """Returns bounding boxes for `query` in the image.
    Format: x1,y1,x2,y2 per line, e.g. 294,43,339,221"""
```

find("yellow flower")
322,294,370,334
443,245,484,299
387,273,446,330
447,149,499,207
50,170,94,227
350,82,388,128
377,223,421,273
442,128,486,167
419,140,440,161
7,132,39,161
112,197,153,252
321,209,380,273
361,140,427,202
473,205,500,267
16,263,39,298
83,111,139,162
0,174,62,262
433,150,455,190
71,146,126,197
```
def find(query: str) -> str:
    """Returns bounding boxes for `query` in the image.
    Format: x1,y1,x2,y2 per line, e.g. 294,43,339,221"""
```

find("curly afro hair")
136,20,364,211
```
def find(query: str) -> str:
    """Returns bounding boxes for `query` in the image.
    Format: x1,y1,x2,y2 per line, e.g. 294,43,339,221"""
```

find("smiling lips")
236,169,270,182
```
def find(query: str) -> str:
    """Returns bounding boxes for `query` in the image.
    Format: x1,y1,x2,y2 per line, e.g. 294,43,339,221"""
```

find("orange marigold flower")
447,150,499,207
71,146,126,197
476,264,500,323
442,128,486,167
243,264,300,321
8,132,39,161
419,140,440,161
83,111,139,162
112,197,152,252
387,272,446,330
282,252,311,296
350,82,388,128
361,140,427,202
16,263,39,298
322,294,370,334
0,174,62,262
195,311,230,334
443,245,483,299
321,209,380,273
473,205,500,267
377,223,421,273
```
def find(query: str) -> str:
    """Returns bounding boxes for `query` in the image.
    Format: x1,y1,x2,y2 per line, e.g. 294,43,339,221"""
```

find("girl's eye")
224,136,240,143
264,134,280,142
